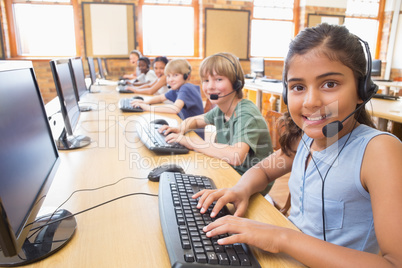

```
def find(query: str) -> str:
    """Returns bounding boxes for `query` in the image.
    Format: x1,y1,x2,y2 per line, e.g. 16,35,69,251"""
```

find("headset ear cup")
234,80,242,91
282,81,288,105
183,73,188,80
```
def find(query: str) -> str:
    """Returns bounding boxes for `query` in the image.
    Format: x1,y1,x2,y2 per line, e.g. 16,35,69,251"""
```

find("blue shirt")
288,124,396,253
164,83,204,138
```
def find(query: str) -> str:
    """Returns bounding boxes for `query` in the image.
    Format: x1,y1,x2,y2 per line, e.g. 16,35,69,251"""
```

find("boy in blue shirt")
130,58,204,137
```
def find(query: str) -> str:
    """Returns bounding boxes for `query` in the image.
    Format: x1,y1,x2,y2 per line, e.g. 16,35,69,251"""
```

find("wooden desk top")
369,97,402,123
15,86,304,268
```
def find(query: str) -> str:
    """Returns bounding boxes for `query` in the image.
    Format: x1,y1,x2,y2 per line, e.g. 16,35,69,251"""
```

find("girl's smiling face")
286,49,363,142
154,61,166,78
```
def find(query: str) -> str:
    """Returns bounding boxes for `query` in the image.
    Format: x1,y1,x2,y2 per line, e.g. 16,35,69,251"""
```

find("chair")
264,110,291,216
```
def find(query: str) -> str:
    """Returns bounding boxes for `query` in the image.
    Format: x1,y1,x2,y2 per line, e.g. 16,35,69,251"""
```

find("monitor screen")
250,57,265,78
0,60,76,265
371,59,381,77
69,57,88,101
50,59,91,150
87,57,97,85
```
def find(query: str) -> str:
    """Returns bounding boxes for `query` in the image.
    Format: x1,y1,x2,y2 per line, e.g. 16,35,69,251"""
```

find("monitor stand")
0,209,76,267
56,130,91,150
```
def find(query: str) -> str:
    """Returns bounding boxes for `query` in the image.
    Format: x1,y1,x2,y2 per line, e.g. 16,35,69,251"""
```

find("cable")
29,192,158,232
25,176,148,239
299,112,360,241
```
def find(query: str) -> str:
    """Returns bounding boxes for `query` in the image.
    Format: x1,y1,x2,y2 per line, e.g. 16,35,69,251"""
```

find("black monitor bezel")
371,59,382,77
0,60,61,257
96,58,106,79
87,57,97,85
69,57,88,102
50,59,81,137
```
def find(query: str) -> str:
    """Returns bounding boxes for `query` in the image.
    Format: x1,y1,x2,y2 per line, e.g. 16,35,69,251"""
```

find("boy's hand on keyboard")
165,133,193,150
193,187,250,218
158,125,180,136
130,100,149,111
203,215,283,254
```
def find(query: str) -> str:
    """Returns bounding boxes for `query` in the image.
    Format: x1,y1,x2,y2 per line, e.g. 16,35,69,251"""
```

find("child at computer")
126,56,169,95
122,50,142,80
130,56,158,87
160,53,273,185
130,58,204,136
193,23,402,267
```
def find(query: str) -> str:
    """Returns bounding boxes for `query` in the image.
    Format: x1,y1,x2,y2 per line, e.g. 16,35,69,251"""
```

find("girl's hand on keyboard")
203,215,285,254
193,187,250,218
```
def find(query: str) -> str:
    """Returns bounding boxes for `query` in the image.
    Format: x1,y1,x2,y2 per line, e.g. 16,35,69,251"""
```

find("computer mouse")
131,96,144,101
148,164,185,182
150,119,169,126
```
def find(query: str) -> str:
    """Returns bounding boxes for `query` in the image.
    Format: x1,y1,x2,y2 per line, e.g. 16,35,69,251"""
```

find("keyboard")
119,98,144,112
373,93,399,100
159,172,261,267
137,122,189,154
116,85,133,93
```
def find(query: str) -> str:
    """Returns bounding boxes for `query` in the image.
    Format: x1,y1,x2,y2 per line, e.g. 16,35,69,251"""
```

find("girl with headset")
131,58,204,137
192,24,402,266
161,52,273,191
126,56,169,95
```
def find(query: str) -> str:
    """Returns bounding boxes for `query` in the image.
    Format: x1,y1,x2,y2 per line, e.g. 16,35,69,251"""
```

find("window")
250,0,296,58
344,0,382,57
6,0,77,57
141,0,198,57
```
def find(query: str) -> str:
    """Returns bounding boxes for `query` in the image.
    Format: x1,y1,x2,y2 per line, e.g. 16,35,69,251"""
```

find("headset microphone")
210,90,236,100
322,90,376,137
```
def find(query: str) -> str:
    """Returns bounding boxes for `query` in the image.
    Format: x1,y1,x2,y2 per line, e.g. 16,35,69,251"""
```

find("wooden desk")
14,87,304,268
369,97,402,139
374,80,402,95
244,79,287,115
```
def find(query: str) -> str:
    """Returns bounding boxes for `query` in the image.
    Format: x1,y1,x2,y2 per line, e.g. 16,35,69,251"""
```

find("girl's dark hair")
138,56,151,67
154,56,168,66
280,23,376,156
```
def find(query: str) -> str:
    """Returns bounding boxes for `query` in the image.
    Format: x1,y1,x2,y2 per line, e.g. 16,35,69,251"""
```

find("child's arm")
148,98,185,114
132,76,167,95
130,94,166,109
199,135,402,267
160,115,207,136
194,148,295,216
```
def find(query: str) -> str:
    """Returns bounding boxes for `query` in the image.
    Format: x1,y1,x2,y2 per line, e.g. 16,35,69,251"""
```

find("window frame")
4,0,81,59
250,0,300,59
344,0,385,59
137,0,199,58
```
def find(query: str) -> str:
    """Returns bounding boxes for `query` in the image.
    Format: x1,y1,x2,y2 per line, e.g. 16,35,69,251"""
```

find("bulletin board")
307,14,345,27
205,9,250,60
82,2,136,58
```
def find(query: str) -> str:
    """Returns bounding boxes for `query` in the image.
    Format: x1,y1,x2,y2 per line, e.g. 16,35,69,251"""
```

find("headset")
213,54,243,92
282,37,378,138
183,67,191,80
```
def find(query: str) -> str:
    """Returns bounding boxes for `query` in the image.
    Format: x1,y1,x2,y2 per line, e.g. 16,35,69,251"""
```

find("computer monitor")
0,60,76,266
69,57,92,112
50,59,91,150
69,57,88,101
250,57,265,78
96,58,106,79
371,59,381,77
87,57,97,86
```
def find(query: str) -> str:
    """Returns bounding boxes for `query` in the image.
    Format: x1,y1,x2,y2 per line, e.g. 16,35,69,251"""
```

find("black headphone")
183,64,191,80
213,54,243,92
282,38,378,105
